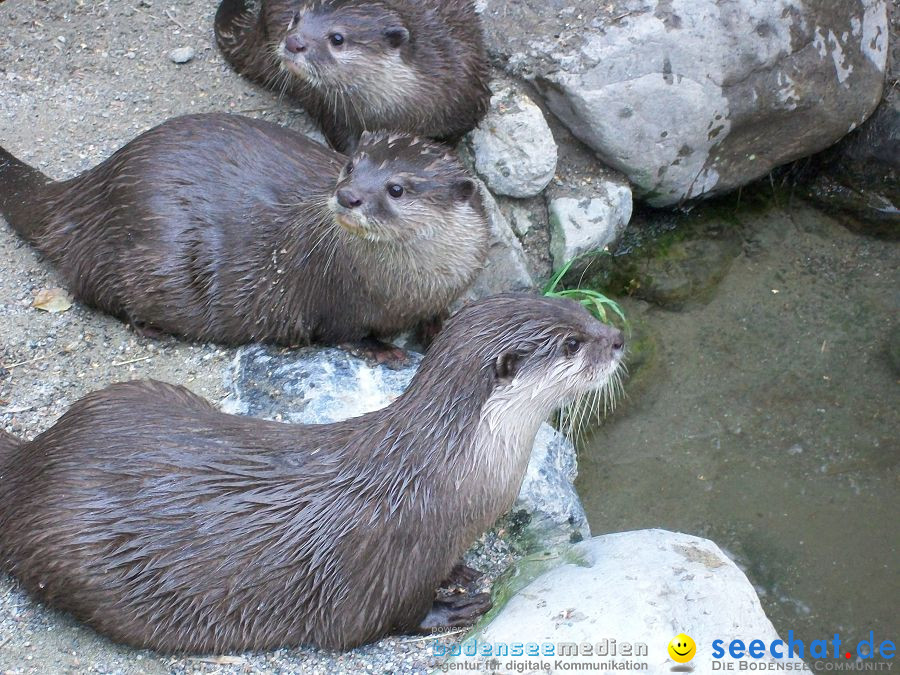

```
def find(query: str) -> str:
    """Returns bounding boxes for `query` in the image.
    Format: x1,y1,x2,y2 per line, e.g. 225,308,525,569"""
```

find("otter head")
417,294,626,437
274,1,413,94
326,132,487,253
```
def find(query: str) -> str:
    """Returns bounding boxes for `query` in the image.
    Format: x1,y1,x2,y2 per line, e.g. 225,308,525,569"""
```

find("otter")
0,294,624,653
214,0,492,152
0,113,488,351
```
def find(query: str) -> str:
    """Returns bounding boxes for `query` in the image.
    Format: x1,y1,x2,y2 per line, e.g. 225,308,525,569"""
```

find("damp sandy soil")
0,2,460,673
578,202,899,660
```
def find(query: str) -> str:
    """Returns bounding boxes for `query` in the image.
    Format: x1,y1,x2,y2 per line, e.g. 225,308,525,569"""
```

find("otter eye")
329,33,345,47
345,161,353,175
387,184,404,199
563,337,583,356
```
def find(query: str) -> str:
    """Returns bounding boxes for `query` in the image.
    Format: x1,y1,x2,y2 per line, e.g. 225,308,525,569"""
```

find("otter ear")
494,351,521,382
452,178,477,204
385,26,409,48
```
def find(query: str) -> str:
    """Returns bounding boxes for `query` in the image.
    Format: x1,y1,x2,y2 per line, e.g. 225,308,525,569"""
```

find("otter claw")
129,319,166,340
418,593,493,632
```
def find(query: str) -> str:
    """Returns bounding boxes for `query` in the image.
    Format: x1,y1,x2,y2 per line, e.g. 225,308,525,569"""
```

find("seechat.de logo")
711,631,895,661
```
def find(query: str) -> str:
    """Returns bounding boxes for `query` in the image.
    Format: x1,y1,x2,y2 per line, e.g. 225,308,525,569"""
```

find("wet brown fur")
214,0,491,151
0,431,18,457
0,113,488,345
0,294,624,653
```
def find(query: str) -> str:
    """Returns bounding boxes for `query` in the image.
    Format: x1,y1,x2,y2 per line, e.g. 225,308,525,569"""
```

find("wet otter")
0,294,624,653
215,0,491,152
0,113,488,348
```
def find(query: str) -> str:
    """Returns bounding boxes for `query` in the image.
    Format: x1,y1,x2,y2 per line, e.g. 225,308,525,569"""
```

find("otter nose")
336,188,363,209
284,35,307,54
609,328,625,353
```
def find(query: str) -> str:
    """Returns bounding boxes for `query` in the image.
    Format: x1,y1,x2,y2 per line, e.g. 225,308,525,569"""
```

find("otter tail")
0,146,52,243
214,0,272,83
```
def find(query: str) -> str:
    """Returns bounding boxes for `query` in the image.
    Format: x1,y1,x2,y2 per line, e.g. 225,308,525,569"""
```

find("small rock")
221,346,422,423
504,203,536,238
168,47,195,64
462,183,535,300
548,186,632,271
576,208,744,310
466,81,558,198
631,236,741,310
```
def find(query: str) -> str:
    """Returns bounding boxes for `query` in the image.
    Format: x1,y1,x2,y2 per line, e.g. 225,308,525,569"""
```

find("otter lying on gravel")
0,294,624,652
0,113,488,353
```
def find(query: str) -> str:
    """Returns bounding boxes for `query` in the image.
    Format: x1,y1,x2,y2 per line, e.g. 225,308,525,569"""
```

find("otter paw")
129,319,166,341
418,593,493,632
341,338,411,370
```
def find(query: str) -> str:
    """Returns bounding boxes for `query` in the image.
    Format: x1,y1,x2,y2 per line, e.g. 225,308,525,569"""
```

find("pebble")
168,47,195,64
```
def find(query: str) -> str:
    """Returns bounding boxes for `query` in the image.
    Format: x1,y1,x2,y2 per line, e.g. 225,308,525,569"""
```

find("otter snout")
336,188,363,209
284,35,307,54
594,324,625,361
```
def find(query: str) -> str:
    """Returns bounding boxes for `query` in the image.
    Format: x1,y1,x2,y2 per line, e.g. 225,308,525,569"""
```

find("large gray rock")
447,530,805,674
466,81,558,198
482,0,890,206
221,345,588,540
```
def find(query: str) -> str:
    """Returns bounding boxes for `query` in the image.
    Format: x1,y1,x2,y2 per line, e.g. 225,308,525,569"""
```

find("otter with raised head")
0,113,488,350
0,294,624,652
214,0,492,152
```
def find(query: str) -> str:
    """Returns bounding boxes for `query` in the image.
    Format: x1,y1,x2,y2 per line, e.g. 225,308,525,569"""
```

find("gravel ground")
0,1,508,672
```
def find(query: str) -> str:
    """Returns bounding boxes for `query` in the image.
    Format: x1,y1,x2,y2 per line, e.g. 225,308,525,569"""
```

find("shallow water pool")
577,202,898,658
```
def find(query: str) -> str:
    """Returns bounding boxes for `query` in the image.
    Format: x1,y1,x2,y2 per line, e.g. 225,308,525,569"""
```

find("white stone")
548,185,633,271
449,530,805,674
220,346,422,423
468,82,558,198
168,46,195,64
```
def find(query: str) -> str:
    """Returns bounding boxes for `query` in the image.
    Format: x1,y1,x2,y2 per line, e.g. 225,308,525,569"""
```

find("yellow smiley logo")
668,633,696,663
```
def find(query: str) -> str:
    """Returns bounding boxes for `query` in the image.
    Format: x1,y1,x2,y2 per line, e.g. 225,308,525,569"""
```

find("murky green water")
577,201,898,655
